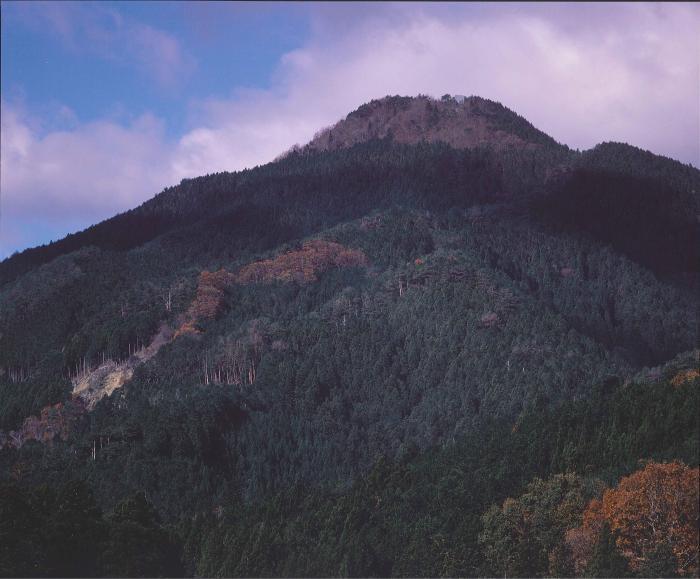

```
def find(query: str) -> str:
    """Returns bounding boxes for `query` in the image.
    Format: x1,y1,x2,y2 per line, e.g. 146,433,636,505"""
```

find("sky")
1,2,698,258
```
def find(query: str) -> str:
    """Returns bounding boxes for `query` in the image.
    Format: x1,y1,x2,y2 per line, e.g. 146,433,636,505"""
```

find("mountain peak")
303,94,559,153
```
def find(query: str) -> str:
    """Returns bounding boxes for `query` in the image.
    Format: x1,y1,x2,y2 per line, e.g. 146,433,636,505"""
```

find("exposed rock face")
0,324,174,449
303,95,557,154
72,360,135,411
72,322,173,410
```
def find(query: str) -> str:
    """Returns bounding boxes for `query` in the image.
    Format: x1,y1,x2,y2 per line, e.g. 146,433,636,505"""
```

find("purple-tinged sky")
1,1,698,258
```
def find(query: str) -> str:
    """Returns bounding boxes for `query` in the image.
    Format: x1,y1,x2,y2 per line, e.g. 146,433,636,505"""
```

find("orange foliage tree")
568,461,699,576
175,269,235,337
175,241,367,337
670,368,700,387
565,498,605,575
235,240,367,284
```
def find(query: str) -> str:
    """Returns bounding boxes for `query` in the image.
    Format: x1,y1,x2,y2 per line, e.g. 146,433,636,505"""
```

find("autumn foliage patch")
175,269,235,337
235,240,368,284
176,241,367,336
567,461,699,576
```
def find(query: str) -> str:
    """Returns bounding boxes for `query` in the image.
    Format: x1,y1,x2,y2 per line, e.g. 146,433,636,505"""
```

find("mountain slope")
2,97,696,287
1,94,698,577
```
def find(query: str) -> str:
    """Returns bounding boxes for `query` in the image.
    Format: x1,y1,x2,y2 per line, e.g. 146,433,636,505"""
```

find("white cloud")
125,21,196,88
8,1,196,89
1,99,174,221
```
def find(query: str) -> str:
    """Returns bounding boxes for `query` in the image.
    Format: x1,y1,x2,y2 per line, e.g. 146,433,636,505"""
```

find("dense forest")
1,95,698,577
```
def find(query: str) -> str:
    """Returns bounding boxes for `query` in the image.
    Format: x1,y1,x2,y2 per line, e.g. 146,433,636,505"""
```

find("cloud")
0,99,176,256
8,1,195,88
2,3,698,257
126,22,195,88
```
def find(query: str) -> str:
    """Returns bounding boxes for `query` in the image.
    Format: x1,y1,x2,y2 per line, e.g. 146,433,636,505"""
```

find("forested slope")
0,95,697,577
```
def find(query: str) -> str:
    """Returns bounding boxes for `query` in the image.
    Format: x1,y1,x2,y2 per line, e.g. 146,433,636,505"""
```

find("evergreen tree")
586,522,630,578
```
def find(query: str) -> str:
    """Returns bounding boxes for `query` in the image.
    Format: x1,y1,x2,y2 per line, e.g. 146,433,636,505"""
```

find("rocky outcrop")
72,360,135,411
0,324,174,449
72,322,173,409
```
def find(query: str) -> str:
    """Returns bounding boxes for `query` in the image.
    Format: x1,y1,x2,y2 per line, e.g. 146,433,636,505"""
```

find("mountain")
302,94,560,152
1,95,698,578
